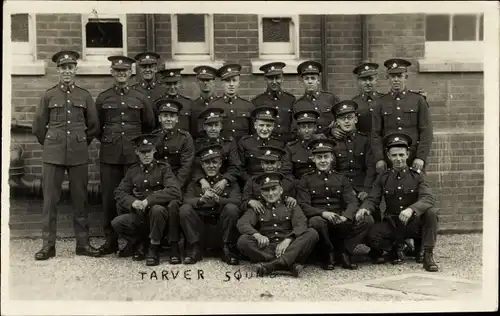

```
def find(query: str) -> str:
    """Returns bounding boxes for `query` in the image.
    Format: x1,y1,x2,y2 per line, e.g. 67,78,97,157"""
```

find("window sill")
418,59,483,73
163,60,225,74
250,59,307,75
11,60,46,76
77,60,137,76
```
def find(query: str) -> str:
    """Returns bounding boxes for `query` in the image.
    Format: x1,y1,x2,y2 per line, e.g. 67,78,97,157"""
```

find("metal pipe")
320,15,328,90
361,15,369,61
145,14,156,52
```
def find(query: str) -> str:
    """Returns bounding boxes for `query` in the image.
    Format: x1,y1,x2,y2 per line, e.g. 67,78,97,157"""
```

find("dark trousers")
366,208,439,252
42,163,90,247
309,215,374,255
111,202,180,244
237,228,319,266
179,203,240,245
100,162,134,241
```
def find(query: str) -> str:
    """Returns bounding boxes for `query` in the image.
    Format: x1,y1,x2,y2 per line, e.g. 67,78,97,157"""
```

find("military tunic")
371,90,433,165
283,133,326,180
207,95,255,142
351,91,382,135
251,90,296,142
241,173,297,211
154,93,193,131
132,80,167,107
293,91,341,135
191,94,218,140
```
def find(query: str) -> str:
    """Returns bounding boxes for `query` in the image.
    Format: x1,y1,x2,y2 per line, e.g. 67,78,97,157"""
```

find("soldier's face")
159,112,179,130
297,123,317,140
57,63,77,84
260,185,283,204
204,121,223,138
387,147,409,170
254,119,275,138
222,76,240,95
312,152,334,171
201,157,222,177
111,69,132,84
139,64,158,81
166,82,180,96
301,74,320,93
136,149,156,165
261,160,281,172
358,75,378,93
264,75,283,92
387,73,408,91
335,113,358,132
197,78,215,93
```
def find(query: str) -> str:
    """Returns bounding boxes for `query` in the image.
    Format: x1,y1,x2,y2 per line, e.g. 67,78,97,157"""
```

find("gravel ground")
8,234,482,301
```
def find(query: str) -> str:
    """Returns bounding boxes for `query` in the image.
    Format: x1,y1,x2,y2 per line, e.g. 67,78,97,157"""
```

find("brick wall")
8,13,484,235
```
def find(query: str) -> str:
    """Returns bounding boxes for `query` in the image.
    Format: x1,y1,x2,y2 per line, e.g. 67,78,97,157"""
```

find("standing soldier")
297,139,374,270
283,109,326,180
293,61,341,135
153,99,195,190
32,50,101,260
372,58,433,174
179,144,242,265
95,55,156,255
251,62,296,143
112,134,182,266
207,64,255,142
237,172,319,277
155,68,193,131
359,133,439,272
131,52,166,106
191,65,219,140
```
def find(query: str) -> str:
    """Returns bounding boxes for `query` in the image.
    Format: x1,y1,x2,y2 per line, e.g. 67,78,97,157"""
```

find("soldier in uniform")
237,106,291,183
192,107,242,196
131,52,166,106
32,50,101,260
152,99,195,190
284,109,326,180
297,139,374,270
360,133,439,272
112,134,182,266
206,64,255,142
191,65,219,139
241,146,298,214
293,61,341,135
251,62,296,143
372,58,433,174
237,172,319,277
155,68,193,131
179,144,241,265
95,55,156,255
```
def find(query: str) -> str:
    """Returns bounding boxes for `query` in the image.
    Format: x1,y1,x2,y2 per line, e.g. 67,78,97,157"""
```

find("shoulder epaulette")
151,128,163,135
356,131,368,137
178,94,192,101
177,128,191,136
240,134,253,141
286,139,299,146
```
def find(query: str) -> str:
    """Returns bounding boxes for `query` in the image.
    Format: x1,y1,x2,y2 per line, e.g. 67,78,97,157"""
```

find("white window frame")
258,15,300,60
171,14,213,61
11,13,45,75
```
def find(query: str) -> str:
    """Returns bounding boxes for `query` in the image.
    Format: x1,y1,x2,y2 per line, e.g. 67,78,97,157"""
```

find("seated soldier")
238,106,291,183
112,134,182,266
297,139,374,270
284,109,326,180
359,133,439,272
179,144,242,265
241,146,298,214
237,172,319,277
192,106,242,196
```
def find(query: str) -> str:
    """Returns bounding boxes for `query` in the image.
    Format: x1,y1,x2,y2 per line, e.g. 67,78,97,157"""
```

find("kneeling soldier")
179,144,242,265
237,172,319,277
112,134,182,266
360,133,439,272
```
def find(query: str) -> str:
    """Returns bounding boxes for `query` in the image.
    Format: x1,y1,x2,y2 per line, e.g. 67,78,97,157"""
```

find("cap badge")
64,54,69,59
169,72,174,76
342,105,347,109
166,103,170,106
208,149,213,154
394,137,400,141
143,139,148,145
265,177,270,183
118,60,123,64
270,66,275,70
318,143,323,147
265,110,270,115
210,112,215,117
265,150,271,155
364,65,369,70
304,113,308,117
227,68,232,72
146,55,150,59
392,63,397,68
308,65,313,69
202,69,207,73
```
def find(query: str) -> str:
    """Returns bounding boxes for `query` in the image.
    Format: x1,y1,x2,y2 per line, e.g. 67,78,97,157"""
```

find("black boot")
255,258,287,277
98,237,119,255
339,252,358,270
117,241,137,258
391,243,408,265
183,243,201,264
146,244,160,266
222,244,239,265
423,248,439,272
35,245,55,260
133,243,147,261
289,263,304,278
414,240,424,263
368,249,386,264
320,252,335,270
169,242,181,264
76,244,102,257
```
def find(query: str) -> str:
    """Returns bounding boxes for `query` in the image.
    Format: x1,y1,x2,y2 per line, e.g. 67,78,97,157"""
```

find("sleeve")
114,170,138,212
360,172,384,213
141,95,156,133
176,135,195,187
236,209,259,236
222,140,243,183
191,162,206,184
341,176,360,221
280,145,293,176
296,177,324,218
183,180,202,206
95,93,105,142
84,92,100,145
371,102,385,163
416,97,433,163
409,174,436,216
237,138,250,183
32,92,49,145
287,206,308,238
240,178,255,211
362,139,377,192
218,181,242,206
146,165,183,206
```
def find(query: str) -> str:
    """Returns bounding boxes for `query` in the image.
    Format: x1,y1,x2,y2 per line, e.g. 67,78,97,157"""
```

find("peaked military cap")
198,107,225,123
259,62,286,77
256,172,284,190
297,60,322,76
332,100,359,117
132,134,157,152
52,50,80,66
194,65,218,80
308,138,336,154
196,144,224,161
353,61,379,78
294,109,320,124
384,58,412,74
108,55,135,70
156,99,183,113
158,68,184,83
383,132,412,149
251,106,278,121
134,52,161,65
217,64,242,81
257,145,286,162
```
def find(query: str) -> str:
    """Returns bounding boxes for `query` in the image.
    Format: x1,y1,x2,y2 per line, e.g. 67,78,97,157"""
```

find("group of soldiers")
31,49,439,277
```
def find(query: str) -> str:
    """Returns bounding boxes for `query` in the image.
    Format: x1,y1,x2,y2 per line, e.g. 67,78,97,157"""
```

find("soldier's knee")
306,228,320,242
236,234,252,250
111,215,126,232
221,204,240,219
179,204,194,219
167,199,180,210
149,205,167,218
423,208,438,221
360,214,375,227
308,216,327,229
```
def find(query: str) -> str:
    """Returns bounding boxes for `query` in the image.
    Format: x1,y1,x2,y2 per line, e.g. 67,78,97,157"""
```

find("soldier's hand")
200,178,211,193
142,199,149,209
355,208,371,222
338,215,348,224
399,208,414,226
249,200,266,215
331,127,347,140
253,233,270,249
285,197,297,209
412,158,424,172
357,191,369,201
132,200,144,211
213,179,228,195
376,160,387,173
322,211,337,224
275,238,292,258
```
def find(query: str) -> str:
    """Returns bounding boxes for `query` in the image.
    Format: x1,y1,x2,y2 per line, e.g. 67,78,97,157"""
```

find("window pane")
479,14,483,41
263,17,290,43
11,14,29,42
425,15,450,41
177,14,205,42
452,14,476,41
86,19,123,48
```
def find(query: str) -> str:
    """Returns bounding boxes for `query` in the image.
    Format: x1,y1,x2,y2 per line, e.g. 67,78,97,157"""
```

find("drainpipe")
361,15,369,61
145,14,156,52
320,15,328,90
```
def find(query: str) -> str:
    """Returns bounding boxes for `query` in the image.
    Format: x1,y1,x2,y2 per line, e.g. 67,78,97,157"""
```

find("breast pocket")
383,188,396,198
334,151,349,169
167,147,182,166
72,99,87,122
235,111,250,130
44,129,60,145
48,99,64,122
125,102,144,122
382,108,395,129
403,107,419,127
178,110,191,129
354,150,366,169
